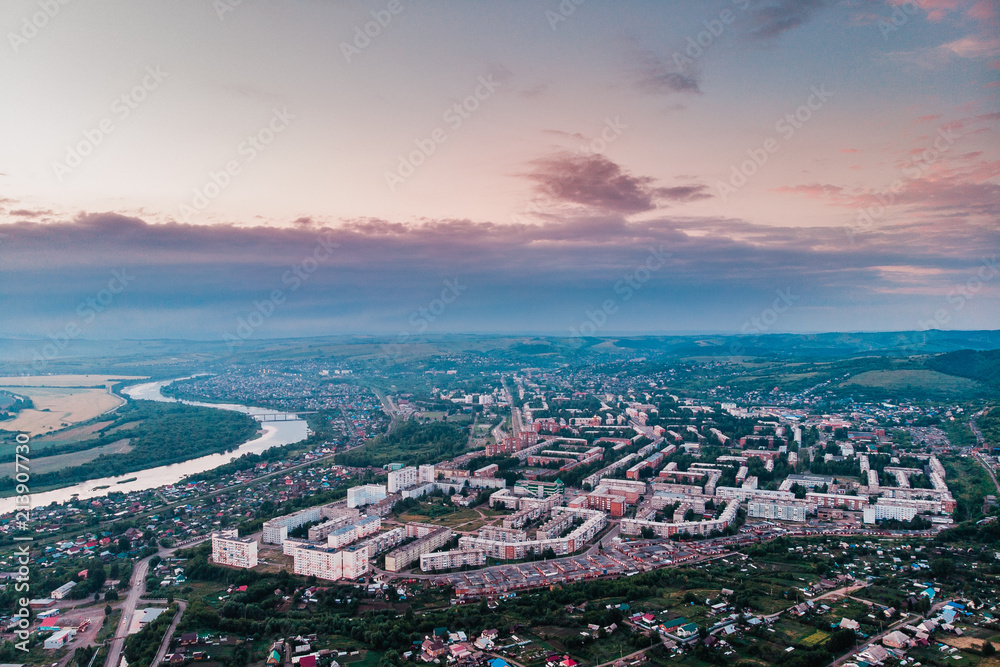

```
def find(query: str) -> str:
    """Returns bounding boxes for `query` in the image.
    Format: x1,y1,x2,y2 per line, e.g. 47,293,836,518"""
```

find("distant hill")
0,330,999,374
927,349,1000,388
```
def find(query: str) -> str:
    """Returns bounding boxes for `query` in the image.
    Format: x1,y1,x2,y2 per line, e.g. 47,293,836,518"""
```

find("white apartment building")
308,509,362,542
326,515,381,549
621,501,740,538
419,464,437,484
388,466,419,493
290,543,370,581
212,530,259,569
460,508,606,559
748,501,809,522
262,506,323,545
347,484,388,508
419,549,487,572
384,526,453,572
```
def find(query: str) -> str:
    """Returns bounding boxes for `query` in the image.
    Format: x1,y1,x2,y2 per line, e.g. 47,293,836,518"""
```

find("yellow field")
0,375,142,435
800,631,830,647
0,374,145,387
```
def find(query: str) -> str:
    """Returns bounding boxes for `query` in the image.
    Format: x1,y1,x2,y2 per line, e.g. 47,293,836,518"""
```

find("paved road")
971,411,1000,497
375,390,402,434
103,538,209,667
104,555,151,667
149,600,187,667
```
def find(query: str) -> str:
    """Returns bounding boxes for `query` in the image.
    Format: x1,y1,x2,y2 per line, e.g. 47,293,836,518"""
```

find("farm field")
0,386,125,435
0,374,146,435
0,374,145,387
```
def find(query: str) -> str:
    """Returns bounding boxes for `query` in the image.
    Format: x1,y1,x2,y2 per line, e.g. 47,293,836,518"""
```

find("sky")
0,0,998,346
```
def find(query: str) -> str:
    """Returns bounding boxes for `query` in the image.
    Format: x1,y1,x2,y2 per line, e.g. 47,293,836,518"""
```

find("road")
976,452,1000,496
104,555,151,667
149,600,187,667
103,537,208,667
762,584,867,622
594,646,651,667
375,389,402,434
972,410,1000,496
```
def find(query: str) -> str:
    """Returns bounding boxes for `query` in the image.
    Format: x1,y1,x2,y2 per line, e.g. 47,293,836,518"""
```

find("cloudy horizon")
1,0,998,342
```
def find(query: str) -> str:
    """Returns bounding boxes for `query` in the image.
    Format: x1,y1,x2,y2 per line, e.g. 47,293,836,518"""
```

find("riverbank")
0,379,307,513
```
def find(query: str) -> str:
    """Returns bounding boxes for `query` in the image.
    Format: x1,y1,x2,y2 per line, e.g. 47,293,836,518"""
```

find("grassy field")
799,630,829,647
0,438,132,476
942,455,995,521
33,419,115,444
397,506,484,529
839,369,981,395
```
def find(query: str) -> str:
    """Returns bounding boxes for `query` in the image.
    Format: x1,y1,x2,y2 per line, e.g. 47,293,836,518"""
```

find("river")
0,379,308,514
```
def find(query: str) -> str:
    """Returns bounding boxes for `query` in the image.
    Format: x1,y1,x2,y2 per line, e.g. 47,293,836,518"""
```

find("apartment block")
262,506,323,545
387,466,419,493
290,543,370,581
419,549,486,572
212,530,259,569
747,501,809,522
384,526,453,572
347,484,388,508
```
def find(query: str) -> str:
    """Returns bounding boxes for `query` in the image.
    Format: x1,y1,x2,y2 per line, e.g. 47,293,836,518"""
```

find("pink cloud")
967,0,999,23
888,0,962,22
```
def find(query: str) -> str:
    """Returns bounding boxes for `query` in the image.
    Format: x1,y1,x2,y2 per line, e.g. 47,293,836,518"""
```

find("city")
0,343,997,667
